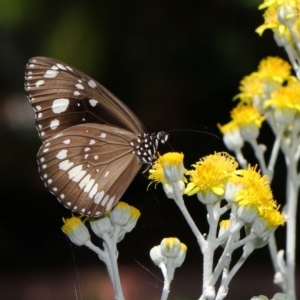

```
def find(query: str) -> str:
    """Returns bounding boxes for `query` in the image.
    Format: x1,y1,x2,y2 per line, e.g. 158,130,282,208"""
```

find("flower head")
149,152,185,184
230,105,265,128
185,152,238,202
234,73,265,104
256,5,293,42
110,202,131,226
264,81,300,113
122,206,141,233
234,165,275,210
61,216,90,246
217,121,244,151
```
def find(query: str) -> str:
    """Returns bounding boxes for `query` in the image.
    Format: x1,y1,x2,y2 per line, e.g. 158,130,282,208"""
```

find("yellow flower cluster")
218,56,297,136
256,0,300,41
148,152,285,228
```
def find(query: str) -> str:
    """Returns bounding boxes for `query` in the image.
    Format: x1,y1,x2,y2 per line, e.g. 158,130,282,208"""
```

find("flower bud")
110,202,131,226
122,206,141,233
150,245,165,266
61,217,90,246
90,214,113,238
172,243,187,268
160,238,181,258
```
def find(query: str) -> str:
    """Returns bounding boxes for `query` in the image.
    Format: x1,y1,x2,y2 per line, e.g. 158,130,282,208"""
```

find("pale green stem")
102,233,125,300
266,125,284,182
284,173,298,300
202,203,220,291
284,44,300,79
234,149,247,169
215,244,253,300
248,139,268,176
171,182,205,249
160,263,171,300
84,240,116,291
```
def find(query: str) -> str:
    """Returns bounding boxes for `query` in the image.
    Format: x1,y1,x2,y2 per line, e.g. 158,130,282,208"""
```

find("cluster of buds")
62,202,141,300
150,238,187,300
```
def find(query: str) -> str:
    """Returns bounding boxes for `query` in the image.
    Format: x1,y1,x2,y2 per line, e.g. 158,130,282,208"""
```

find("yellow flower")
217,120,239,134
233,165,276,211
256,5,293,41
257,57,292,83
149,152,186,184
264,81,300,112
233,73,264,104
185,152,238,196
230,105,265,128
259,0,299,10
259,207,285,227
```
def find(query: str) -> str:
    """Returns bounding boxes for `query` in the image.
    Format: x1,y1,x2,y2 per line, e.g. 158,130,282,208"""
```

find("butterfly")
24,57,168,217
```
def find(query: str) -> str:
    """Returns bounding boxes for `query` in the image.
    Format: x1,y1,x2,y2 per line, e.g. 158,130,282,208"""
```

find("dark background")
0,0,297,299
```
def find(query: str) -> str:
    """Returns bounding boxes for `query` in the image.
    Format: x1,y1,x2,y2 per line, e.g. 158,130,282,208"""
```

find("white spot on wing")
85,147,90,152
83,178,96,193
68,165,87,182
42,164,47,169
79,174,91,189
94,191,104,204
56,63,66,70
50,119,60,130
59,160,74,171
104,171,109,178
63,139,70,144
102,194,110,206
52,99,69,114
106,195,116,210
43,148,49,153
89,183,98,198
36,105,42,111
56,149,68,159
89,139,95,145
40,157,45,162
75,83,84,90
38,112,43,118
36,80,45,87
47,179,52,184
74,91,81,96
53,187,57,192
89,99,98,107
100,133,106,138
44,69,59,78
88,80,97,88
51,65,59,70
61,194,65,199
94,155,98,160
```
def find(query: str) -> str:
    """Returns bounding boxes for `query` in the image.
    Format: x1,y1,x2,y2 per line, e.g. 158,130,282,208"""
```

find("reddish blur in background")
0,0,299,299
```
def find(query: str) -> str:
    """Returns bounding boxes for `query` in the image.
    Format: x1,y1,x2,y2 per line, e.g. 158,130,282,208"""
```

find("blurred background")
0,0,298,299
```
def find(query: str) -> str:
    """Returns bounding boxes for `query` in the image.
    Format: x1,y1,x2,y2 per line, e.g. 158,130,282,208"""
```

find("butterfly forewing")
25,57,145,142
37,124,142,217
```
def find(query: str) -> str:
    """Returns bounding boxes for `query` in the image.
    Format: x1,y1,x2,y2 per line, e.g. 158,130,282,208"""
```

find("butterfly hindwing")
25,56,145,142
37,123,142,217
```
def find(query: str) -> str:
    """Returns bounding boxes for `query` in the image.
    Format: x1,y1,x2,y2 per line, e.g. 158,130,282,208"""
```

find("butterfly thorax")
130,131,169,164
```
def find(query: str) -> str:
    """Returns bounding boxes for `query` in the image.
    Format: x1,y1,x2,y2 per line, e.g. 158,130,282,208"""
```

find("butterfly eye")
25,56,168,217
